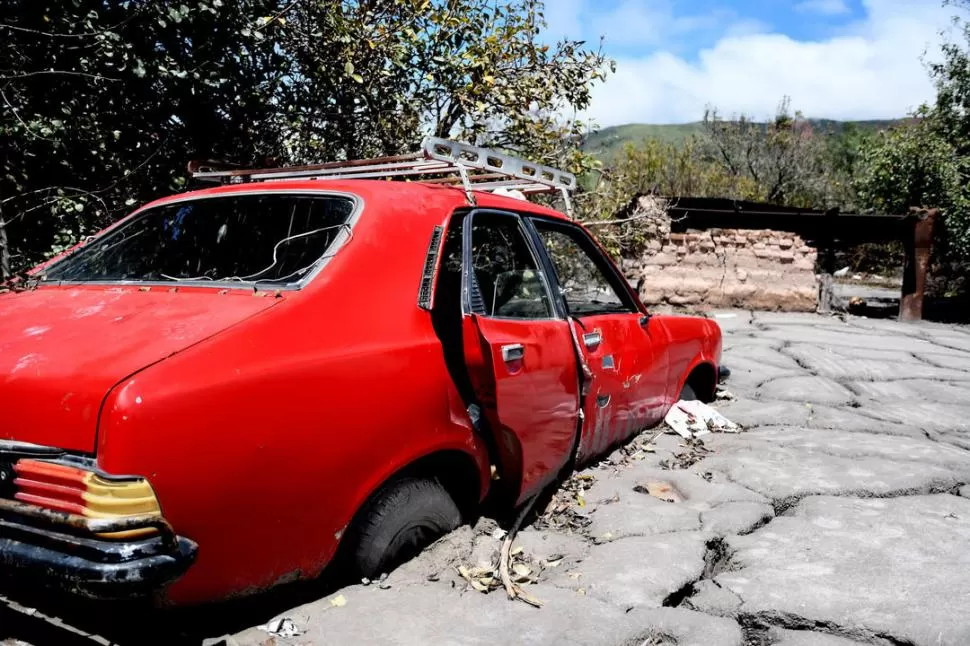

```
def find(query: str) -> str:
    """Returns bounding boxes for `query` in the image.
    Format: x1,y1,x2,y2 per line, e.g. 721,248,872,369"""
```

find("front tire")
351,477,462,579
679,383,699,401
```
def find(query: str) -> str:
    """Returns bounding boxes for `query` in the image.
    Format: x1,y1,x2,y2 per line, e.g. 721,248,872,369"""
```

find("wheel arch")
336,443,487,554
680,359,718,403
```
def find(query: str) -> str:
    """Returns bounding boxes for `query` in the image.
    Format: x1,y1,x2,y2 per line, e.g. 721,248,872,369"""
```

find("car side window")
468,212,554,319
533,221,635,316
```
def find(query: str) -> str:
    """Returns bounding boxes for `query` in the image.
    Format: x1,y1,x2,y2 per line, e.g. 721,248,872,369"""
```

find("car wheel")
352,477,462,579
679,383,698,401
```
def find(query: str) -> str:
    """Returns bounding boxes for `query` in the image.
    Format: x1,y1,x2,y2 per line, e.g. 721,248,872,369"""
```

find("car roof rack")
187,137,577,216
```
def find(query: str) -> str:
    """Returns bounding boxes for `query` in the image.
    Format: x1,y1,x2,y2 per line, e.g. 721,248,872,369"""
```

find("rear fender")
329,429,489,562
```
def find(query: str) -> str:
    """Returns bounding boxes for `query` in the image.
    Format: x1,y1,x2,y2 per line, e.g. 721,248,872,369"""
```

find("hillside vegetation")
583,119,905,161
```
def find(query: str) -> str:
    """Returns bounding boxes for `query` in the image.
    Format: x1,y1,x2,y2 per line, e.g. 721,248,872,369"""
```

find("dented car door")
528,218,668,465
459,210,581,504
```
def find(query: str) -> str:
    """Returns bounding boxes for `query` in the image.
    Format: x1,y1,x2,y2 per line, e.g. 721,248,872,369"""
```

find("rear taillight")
12,459,161,538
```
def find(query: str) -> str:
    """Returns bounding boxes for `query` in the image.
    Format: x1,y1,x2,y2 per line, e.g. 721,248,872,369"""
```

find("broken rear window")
42,193,356,286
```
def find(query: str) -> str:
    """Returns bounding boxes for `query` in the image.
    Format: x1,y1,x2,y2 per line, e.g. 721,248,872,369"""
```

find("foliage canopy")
0,0,611,276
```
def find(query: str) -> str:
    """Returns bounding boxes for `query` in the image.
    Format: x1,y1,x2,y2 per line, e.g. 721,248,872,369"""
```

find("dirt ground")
3,311,970,646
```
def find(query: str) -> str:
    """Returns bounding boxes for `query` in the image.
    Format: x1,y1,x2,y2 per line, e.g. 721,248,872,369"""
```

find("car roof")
138,179,573,225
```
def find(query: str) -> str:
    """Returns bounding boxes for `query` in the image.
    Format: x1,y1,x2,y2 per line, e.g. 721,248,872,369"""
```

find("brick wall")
622,228,819,312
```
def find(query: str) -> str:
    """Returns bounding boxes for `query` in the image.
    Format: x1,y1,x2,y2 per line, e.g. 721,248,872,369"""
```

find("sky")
542,0,959,126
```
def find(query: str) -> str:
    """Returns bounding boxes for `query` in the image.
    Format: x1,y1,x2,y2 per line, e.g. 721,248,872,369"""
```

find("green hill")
583,119,905,162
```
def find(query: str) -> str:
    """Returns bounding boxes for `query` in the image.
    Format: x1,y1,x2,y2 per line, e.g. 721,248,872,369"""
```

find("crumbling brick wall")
621,225,819,312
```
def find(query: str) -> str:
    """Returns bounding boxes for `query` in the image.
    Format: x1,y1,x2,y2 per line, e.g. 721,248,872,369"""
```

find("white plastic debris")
259,617,303,638
834,267,850,277
664,400,740,439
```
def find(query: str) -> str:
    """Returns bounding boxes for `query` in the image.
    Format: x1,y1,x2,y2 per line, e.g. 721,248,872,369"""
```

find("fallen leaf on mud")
660,438,712,470
329,595,347,608
511,546,524,557
512,563,533,582
633,481,685,503
536,472,597,533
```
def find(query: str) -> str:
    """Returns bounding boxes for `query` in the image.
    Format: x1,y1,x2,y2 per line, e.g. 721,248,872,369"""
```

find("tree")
699,98,835,208
854,115,970,257
0,0,611,277
0,0,293,278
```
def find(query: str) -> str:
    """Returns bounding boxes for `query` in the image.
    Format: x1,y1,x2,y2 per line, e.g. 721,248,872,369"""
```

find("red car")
0,140,722,605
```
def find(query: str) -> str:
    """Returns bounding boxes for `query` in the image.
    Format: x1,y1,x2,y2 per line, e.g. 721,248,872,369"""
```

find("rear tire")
679,383,699,401
351,477,462,579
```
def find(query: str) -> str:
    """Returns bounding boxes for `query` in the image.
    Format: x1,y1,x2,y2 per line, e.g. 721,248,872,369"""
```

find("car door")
460,210,581,505
527,217,668,465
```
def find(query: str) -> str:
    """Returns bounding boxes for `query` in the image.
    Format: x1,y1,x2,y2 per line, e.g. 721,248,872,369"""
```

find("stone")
768,628,868,646
650,253,678,267
683,580,743,617
669,293,702,305
550,533,708,609
700,501,774,536
623,608,744,646
757,375,856,405
718,495,970,646
697,428,970,501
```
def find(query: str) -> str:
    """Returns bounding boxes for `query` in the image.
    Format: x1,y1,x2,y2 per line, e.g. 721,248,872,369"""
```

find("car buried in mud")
0,139,722,605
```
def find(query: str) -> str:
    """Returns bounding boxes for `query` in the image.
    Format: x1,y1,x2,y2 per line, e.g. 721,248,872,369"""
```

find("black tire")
680,383,699,401
351,477,462,579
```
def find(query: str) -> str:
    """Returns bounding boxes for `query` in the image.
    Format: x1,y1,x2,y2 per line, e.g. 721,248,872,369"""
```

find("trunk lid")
0,285,279,453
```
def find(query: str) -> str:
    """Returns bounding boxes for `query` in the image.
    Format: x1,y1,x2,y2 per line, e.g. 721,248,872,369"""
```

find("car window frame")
524,216,643,318
461,209,563,322
35,190,364,292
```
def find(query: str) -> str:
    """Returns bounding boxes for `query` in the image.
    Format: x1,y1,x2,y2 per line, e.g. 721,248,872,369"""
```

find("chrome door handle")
583,331,602,349
501,344,525,362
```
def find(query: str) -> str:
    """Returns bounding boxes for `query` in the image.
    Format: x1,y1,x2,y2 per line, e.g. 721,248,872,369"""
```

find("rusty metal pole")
0,214,10,281
899,208,938,322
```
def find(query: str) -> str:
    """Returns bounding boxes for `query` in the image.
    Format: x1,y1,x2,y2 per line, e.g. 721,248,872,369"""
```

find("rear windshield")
42,193,356,286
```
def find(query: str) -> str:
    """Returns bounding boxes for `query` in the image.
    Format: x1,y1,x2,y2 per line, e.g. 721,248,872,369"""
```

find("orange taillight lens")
12,459,161,538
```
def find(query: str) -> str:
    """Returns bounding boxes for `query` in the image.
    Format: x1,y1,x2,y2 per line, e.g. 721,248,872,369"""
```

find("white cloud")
795,0,852,15
580,0,954,126
588,0,727,47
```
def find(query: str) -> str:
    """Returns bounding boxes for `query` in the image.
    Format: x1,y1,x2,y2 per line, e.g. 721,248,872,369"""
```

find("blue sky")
542,0,955,125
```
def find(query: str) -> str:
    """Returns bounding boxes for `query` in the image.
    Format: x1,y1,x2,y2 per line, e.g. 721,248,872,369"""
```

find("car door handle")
501,344,525,362
583,331,602,350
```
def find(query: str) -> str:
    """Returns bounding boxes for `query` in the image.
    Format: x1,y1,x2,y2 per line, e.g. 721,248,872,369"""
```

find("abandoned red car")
0,139,722,605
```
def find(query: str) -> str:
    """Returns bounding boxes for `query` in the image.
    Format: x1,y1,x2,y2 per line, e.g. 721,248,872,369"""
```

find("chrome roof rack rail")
187,137,577,215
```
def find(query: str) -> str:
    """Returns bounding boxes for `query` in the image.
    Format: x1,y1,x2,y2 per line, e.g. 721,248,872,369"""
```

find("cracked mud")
3,312,969,646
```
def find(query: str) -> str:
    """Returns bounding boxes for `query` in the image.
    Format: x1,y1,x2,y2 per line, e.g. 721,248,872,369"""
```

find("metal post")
816,209,837,314
899,208,938,322
0,214,10,281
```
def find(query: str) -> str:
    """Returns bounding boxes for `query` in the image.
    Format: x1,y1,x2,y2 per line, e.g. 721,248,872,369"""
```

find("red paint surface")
0,286,278,453
466,315,579,504
0,179,720,604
